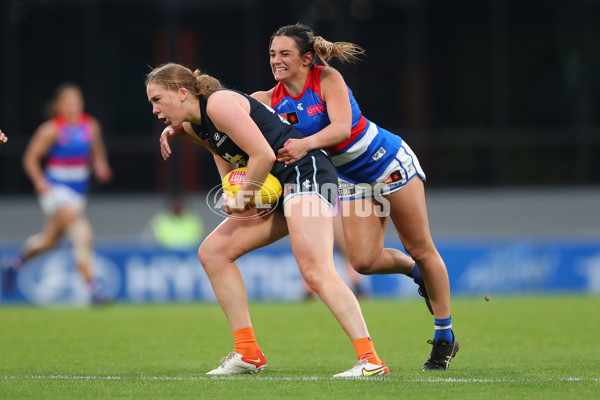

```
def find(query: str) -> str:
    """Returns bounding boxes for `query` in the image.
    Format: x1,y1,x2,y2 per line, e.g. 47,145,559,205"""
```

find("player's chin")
273,72,287,81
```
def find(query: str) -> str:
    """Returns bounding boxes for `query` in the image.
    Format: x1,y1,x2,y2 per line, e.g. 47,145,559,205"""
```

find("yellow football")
222,167,282,205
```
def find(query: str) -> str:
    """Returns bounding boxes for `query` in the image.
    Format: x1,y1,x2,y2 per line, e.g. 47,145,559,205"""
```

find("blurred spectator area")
1,0,599,194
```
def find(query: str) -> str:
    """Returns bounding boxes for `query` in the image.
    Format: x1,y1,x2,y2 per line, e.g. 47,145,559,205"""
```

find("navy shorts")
275,149,338,208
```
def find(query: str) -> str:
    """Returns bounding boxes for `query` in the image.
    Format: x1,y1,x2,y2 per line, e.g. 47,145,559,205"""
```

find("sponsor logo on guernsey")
302,179,311,189
297,102,304,111
281,111,299,125
216,134,227,147
259,102,291,125
223,153,246,165
372,146,387,161
307,104,326,116
276,99,289,110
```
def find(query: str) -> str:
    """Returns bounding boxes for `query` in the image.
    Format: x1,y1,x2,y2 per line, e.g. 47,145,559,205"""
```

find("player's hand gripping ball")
222,167,282,206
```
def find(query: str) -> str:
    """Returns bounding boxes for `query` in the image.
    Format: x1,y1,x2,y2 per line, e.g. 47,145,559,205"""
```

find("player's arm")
159,123,185,160
22,121,57,194
160,122,214,160
276,67,352,164
317,68,354,146
89,117,112,183
213,155,236,181
161,121,236,183
212,154,243,216
180,122,214,148
207,91,275,211
250,89,274,106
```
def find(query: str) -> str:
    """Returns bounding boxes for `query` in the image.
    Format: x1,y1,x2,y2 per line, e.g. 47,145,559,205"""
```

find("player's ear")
302,52,313,67
178,87,189,103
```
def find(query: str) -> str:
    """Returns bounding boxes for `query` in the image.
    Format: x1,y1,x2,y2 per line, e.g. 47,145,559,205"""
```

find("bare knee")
404,243,438,270
32,234,58,253
55,208,80,230
347,253,377,275
302,267,333,294
197,241,217,270
69,219,93,246
198,239,238,272
302,267,319,289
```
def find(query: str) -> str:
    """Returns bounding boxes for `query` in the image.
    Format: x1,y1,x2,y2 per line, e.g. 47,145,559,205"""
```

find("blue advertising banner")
1,238,599,305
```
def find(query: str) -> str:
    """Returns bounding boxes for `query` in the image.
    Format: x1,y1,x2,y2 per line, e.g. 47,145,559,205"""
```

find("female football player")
251,24,458,371
148,62,390,377
1,83,112,304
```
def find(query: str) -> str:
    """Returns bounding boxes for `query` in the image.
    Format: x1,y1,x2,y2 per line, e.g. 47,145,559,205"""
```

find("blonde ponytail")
192,69,222,98
271,23,365,67
312,36,365,67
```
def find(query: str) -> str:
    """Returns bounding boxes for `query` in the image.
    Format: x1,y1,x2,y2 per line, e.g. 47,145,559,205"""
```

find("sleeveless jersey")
191,90,306,179
271,66,405,184
45,114,93,195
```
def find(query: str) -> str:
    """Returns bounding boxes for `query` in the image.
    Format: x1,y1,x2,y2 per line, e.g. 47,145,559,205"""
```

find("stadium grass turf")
0,296,599,399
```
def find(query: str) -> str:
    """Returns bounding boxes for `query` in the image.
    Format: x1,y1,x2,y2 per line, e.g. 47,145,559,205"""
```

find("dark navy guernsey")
191,89,339,207
190,89,305,178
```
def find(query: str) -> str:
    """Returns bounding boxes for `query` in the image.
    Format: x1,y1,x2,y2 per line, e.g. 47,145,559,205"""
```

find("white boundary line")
2,375,599,382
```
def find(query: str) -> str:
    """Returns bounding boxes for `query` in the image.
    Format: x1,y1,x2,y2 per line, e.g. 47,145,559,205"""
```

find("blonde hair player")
148,62,390,377
1,83,112,304
251,23,458,371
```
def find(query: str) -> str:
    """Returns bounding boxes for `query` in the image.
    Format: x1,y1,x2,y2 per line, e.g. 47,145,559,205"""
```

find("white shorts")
338,141,426,201
39,185,86,216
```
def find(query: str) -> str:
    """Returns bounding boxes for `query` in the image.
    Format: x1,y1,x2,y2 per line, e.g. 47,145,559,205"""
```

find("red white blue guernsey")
45,114,93,195
271,66,423,188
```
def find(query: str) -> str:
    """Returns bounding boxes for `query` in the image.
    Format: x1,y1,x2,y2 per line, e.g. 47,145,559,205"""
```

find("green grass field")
1,296,599,399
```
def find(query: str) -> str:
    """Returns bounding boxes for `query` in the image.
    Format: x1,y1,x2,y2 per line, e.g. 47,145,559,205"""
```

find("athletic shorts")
279,149,338,208
338,140,426,201
38,184,86,216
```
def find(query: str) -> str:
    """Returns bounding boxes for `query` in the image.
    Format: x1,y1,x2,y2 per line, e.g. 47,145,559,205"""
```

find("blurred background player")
1,83,112,304
252,23,456,370
142,193,204,250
